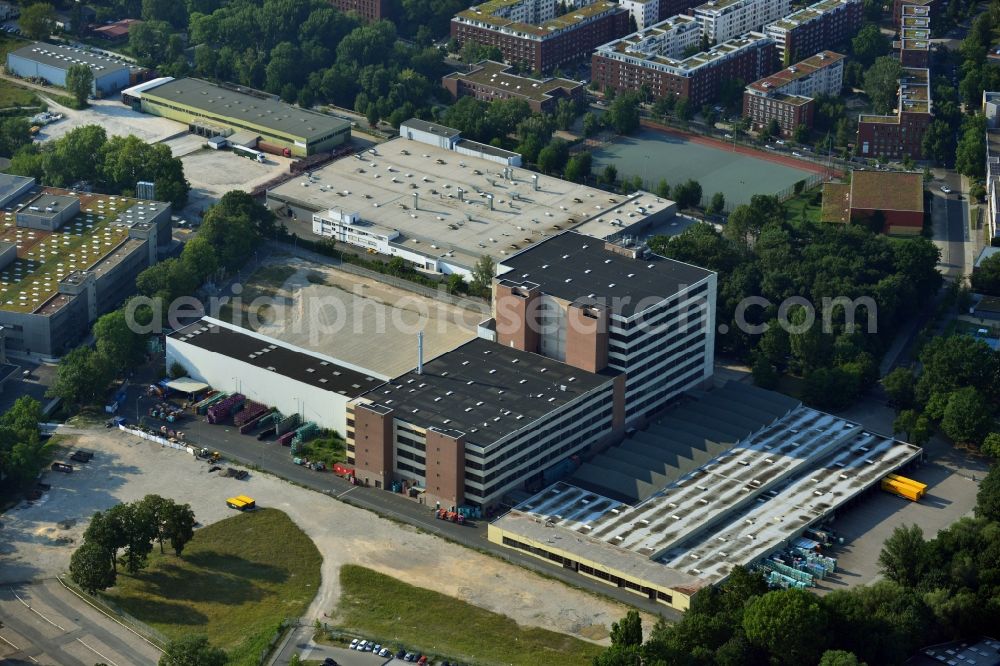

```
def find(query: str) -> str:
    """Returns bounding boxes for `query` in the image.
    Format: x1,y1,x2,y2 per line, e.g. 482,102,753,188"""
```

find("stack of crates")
291,422,319,447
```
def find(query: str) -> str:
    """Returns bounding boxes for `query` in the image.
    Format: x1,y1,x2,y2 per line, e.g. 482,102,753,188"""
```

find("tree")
47,347,114,407
582,112,600,137
982,432,1000,458
83,509,129,574
93,309,146,372
743,588,828,665
69,541,117,593
852,23,888,66
956,114,987,179
865,57,903,115
941,386,992,444
536,138,569,174
655,179,670,199
820,650,865,666
976,464,1000,521
878,524,927,587
610,610,642,648
605,93,640,135
0,118,32,158
564,151,592,183
65,64,94,107
470,255,495,296
707,192,725,215
882,367,916,409
20,2,55,40
159,635,227,666
765,118,781,138
752,355,779,389
793,124,809,144
0,396,45,484
916,335,998,408
139,495,196,555
673,179,702,209
601,164,618,187
893,409,931,446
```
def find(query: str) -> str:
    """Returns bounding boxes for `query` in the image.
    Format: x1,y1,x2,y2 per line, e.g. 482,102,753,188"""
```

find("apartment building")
743,51,844,136
620,0,660,30
346,231,717,509
892,0,938,29
895,4,930,68
592,26,776,106
763,0,862,67
984,91,1000,240
450,0,630,72
441,60,584,113
692,0,790,44
856,67,932,160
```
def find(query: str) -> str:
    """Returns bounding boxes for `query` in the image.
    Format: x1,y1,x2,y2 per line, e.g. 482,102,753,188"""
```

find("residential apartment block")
450,0,630,72
346,231,717,509
895,4,930,68
892,0,938,29
692,0,790,44
592,25,776,106
763,0,862,67
743,51,844,136
856,67,932,160
441,60,584,113
620,0,660,30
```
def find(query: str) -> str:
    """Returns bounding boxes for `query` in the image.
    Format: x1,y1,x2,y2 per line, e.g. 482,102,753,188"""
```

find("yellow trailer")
885,474,927,498
881,477,923,501
226,495,256,511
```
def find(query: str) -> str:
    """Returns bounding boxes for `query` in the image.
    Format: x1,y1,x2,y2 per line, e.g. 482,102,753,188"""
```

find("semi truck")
233,145,266,163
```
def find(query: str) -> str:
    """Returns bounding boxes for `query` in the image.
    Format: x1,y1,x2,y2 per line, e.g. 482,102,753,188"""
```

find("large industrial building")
743,51,844,136
0,175,171,357
489,382,924,611
450,0,630,72
592,28,776,106
166,317,389,436
347,230,717,509
763,0,862,67
6,43,145,96
266,119,678,278
691,0,790,44
123,77,351,157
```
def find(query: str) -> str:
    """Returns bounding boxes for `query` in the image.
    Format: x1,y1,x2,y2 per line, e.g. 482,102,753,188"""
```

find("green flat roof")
141,78,350,143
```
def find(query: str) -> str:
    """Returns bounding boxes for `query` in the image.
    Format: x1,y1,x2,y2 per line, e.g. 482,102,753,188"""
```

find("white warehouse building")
165,317,389,436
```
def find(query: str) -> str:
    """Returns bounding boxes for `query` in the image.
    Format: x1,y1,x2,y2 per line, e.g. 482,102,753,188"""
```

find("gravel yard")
37,97,185,144
0,427,644,646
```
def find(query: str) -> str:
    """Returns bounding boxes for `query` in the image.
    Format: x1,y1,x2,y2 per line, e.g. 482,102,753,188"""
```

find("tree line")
0,396,46,496
7,125,190,208
649,195,942,410
593,457,1000,666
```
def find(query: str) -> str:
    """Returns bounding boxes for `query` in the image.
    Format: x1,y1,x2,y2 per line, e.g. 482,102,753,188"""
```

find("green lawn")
0,78,40,109
102,508,321,666
783,187,824,224
333,565,606,666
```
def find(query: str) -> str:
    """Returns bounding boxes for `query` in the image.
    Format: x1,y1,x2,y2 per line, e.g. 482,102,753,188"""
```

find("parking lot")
0,579,161,666
38,98,186,144
180,149,292,216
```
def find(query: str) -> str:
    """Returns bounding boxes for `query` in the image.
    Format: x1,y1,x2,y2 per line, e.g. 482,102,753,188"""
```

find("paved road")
0,580,161,666
935,171,972,280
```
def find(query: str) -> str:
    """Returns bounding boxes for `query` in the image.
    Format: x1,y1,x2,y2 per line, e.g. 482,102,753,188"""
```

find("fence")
58,575,169,649
260,618,300,666
119,424,194,453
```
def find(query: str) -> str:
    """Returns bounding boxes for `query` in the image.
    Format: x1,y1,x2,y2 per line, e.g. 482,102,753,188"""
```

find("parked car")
350,639,359,649
69,450,93,463
940,185,952,194
373,644,382,653
379,648,391,657
775,139,786,145
396,649,407,659
405,653,416,662
792,151,803,157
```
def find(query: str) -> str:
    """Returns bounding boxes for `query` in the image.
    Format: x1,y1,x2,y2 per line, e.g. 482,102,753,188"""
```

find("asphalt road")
0,580,161,666
937,171,970,280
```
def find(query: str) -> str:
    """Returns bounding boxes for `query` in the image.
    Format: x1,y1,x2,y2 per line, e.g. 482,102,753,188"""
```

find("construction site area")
489,382,925,611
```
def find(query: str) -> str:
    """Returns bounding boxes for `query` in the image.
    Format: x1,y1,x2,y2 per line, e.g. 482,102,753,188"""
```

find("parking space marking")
76,638,119,666
0,633,21,651
337,487,356,499
11,586,66,631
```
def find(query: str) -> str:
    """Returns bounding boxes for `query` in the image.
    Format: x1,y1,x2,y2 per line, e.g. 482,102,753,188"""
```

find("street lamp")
136,394,141,424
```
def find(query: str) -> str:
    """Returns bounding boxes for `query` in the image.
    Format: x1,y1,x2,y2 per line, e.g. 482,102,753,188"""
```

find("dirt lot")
229,255,480,377
180,149,293,217
0,427,644,646
38,97,185,144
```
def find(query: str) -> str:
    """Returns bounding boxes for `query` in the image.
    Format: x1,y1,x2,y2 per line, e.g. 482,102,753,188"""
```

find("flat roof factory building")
266,119,678,278
0,176,172,357
125,77,351,157
6,42,142,96
489,382,924,611
166,317,388,436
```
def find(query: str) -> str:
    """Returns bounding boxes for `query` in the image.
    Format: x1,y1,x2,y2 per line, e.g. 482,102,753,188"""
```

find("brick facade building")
451,0,630,72
328,0,388,21
441,60,584,113
743,51,844,136
763,0,862,67
895,4,930,67
821,171,924,235
592,26,776,107
856,67,932,160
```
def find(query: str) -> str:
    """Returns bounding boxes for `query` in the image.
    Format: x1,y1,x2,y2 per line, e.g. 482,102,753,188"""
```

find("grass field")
782,187,824,224
333,565,606,666
0,78,40,109
102,508,321,666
